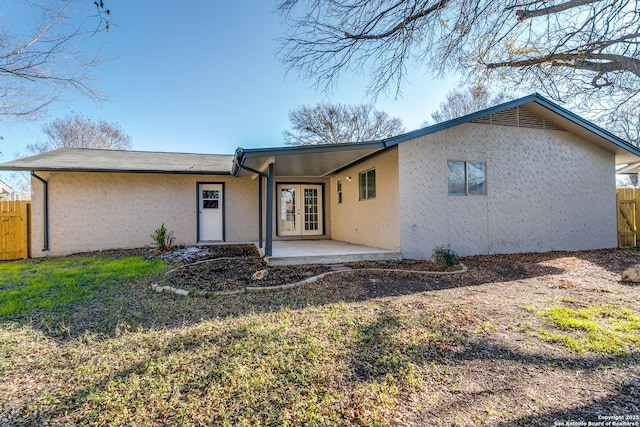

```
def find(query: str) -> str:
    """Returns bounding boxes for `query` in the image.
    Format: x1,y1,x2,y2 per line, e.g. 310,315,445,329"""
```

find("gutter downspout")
31,172,49,252
233,149,274,258
258,174,263,249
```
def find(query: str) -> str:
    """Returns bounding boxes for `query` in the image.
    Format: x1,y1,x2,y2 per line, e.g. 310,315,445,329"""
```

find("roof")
232,94,640,176
381,93,640,164
0,148,234,174
0,178,13,193
1,94,636,177
233,141,385,177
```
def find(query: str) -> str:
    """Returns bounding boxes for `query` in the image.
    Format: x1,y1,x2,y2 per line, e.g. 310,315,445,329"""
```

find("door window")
202,190,219,209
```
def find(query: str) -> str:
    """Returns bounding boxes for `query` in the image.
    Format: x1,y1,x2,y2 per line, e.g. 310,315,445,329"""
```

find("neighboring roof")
0,148,234,174
233,141,386,177
0,178,13,193
381,93,640,164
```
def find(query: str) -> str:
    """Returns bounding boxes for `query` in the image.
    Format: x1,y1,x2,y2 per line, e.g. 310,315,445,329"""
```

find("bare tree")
0,0,110,119
27,113,132,154
277,0,640,135
431,86,511,123
284,103,404,145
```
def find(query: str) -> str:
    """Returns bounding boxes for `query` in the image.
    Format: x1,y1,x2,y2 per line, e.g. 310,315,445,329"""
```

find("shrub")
152,224,175,251
433,245,459,269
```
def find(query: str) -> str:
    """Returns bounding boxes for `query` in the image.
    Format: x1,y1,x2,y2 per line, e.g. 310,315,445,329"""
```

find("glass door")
279,186,299,236
277,184,323,236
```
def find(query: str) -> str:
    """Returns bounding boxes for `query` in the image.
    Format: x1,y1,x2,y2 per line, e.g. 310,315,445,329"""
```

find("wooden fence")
0,201,30,261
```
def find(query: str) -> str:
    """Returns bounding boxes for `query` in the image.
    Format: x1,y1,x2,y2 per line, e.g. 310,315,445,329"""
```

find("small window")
359,169,376,200
202,189,220,208
447,161,486,196
337,180,343,204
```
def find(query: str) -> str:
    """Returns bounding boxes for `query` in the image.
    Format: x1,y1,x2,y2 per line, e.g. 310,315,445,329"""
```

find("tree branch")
515,0,602,21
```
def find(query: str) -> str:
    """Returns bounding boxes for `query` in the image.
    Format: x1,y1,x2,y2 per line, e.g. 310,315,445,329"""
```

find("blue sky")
0,0,460,164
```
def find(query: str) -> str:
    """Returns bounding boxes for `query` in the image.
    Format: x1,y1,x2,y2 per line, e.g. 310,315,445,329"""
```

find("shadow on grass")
2,310,639,426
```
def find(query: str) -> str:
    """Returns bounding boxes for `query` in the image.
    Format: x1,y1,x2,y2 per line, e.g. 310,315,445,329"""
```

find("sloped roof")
232,94,640,176
381,93,640,164
0,178,13,193
0,148,234,174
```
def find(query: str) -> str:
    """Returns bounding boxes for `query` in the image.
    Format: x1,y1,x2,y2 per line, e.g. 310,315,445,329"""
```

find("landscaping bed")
162,244,463,293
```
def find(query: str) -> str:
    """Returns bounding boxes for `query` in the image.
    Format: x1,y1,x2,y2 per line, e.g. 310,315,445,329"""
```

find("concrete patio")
256,240,401,266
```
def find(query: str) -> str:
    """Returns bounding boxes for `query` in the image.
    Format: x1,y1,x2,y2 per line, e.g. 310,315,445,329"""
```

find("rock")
251,269,268,280
174,289,189,296
621,265,640,282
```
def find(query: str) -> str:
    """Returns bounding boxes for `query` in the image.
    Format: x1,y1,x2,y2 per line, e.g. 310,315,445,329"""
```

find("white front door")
277,184,323,236
198,183,223,241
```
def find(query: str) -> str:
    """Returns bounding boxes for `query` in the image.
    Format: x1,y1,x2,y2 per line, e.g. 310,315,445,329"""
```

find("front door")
278,184,323,236
198,183,224,241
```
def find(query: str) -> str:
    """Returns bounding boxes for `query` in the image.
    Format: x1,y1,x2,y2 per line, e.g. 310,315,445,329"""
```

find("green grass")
0,256,168,317
533,304,640,355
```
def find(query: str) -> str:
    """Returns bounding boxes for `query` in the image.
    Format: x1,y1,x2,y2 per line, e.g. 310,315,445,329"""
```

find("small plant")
433,245,459,269
152,224,175,251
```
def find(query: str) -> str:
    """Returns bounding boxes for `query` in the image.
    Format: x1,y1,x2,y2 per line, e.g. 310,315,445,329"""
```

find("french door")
277,184,323,236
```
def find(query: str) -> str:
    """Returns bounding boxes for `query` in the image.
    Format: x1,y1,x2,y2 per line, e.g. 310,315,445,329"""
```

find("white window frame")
359,169,376,201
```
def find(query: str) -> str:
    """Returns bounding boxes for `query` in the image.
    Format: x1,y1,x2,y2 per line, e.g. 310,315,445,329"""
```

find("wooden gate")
617,188,640,248
0,201,31,260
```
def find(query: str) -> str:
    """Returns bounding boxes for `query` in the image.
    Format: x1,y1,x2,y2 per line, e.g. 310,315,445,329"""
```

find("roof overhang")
0,148,234,174
233,141,386,177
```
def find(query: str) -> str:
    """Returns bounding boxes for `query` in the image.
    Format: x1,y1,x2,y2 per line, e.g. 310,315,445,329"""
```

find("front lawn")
1,248,640,426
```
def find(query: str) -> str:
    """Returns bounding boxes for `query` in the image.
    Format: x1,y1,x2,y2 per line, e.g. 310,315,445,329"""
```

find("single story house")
1,93,639,262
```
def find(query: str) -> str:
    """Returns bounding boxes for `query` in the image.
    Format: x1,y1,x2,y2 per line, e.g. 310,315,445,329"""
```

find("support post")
258,174,263,248
265,163,274,257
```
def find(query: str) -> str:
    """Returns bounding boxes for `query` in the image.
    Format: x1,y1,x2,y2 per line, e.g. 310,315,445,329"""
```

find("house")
0,179,13,198
1,93,639,262
0,178,22,201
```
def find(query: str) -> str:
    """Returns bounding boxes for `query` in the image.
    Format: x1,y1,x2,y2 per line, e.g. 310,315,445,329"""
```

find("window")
447,161,486,195
202,189,220,208
359,169,376,200
337,180,343,204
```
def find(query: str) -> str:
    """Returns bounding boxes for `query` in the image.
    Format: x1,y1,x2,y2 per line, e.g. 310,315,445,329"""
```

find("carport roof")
0,148,234,174
232,141,386,177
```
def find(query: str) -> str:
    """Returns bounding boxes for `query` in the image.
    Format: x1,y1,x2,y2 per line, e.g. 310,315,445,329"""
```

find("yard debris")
159,246,209,262
251,269,269,280
621,264,640,282
150,283,189,296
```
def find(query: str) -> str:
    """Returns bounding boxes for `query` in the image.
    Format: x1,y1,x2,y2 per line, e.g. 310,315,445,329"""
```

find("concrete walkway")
258,240,401,266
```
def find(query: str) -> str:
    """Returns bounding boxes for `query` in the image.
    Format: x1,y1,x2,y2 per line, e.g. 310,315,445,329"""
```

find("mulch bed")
167,257,332,291
162,244,464,293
